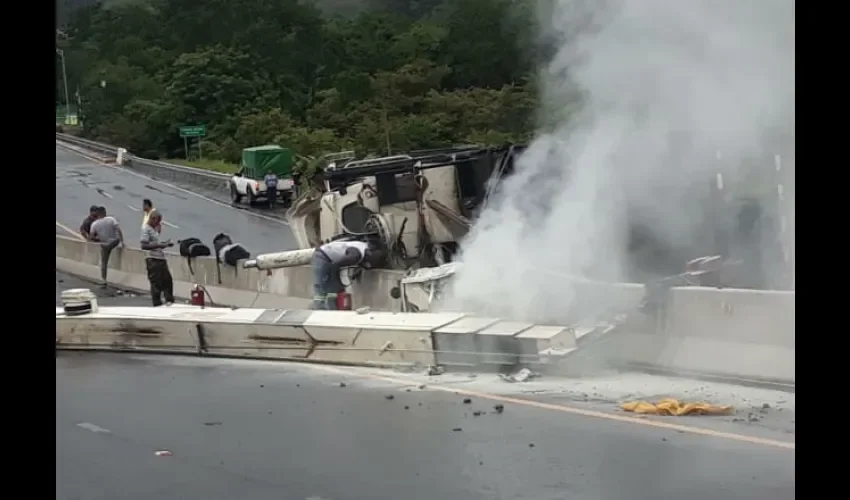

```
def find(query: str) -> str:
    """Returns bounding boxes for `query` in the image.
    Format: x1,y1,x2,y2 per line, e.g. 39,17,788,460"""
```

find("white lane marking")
163,220,180,229
77,422,112,434
126,205,141,212
57,144,290,226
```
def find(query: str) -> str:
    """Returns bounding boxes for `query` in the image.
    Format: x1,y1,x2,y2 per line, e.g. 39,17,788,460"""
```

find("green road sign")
179,125,206,138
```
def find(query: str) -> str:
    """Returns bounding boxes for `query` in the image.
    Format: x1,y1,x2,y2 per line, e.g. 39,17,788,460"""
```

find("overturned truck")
285,144,526,270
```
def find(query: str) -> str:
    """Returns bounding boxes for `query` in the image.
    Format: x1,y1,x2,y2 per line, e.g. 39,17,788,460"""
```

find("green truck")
229,145,296,206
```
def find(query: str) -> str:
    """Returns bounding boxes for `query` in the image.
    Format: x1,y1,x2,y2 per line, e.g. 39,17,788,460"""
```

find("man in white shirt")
311,240,372,310
140,209,175,306
88,206,124,287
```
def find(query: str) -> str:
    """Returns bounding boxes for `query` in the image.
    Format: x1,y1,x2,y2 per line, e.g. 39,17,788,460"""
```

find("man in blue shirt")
264,169,278,209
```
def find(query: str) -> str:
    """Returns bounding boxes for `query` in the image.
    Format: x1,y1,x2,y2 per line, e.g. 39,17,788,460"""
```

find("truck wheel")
246,188,256,205
230,184,243,203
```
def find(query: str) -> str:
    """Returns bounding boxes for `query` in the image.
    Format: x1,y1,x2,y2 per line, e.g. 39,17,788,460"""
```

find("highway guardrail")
56,133,230,194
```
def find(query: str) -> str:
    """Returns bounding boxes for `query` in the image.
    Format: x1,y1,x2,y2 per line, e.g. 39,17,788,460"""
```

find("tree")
62,0,547,162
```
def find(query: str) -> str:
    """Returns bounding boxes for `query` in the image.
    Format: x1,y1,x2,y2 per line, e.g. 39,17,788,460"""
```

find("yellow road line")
306,364,795,451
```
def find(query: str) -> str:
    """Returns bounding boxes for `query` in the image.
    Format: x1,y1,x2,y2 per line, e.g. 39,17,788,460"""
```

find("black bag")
221,244,250,267
211,233,250,283
178,238,211,275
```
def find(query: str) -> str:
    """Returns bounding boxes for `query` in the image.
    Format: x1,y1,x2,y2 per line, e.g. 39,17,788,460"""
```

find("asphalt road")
57,357,795,500
55,272,795,500
56,145,297,254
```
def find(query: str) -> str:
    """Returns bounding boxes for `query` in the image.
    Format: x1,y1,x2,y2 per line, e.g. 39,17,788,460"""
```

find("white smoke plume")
448,0,794,321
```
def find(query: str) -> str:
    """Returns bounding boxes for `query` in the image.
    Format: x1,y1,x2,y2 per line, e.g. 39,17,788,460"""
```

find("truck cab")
229,145,296,206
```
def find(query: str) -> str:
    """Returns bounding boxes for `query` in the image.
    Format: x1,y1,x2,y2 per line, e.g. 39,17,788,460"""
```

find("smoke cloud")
448,0,794,321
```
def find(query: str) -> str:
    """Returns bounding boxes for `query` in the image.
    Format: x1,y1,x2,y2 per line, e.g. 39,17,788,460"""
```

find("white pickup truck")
229,145,296,206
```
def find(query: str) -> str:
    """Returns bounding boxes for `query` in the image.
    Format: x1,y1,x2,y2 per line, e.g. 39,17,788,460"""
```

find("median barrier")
56,235,407,310
594,286,795,385
56,306,581,368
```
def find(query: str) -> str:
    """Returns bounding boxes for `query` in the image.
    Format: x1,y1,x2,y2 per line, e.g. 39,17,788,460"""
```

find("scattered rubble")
499,368,538,383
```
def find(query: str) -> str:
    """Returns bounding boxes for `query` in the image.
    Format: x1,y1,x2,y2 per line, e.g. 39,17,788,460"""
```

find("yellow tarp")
621,398,733,416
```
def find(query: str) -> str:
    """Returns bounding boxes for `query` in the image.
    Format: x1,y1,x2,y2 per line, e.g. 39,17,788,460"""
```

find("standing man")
88,206,124,287
141,198,160,233
79,205,99,240
140,209,175,306
264,169,278,209
311,240,372,310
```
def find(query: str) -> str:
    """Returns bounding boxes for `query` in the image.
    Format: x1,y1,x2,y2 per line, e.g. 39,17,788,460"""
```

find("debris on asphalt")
339,382,347,388
528,443,535,448
418,384,426,390
203,422,222,426
355,307,370,314
499,368,538,383
260,384,264,388
472,411,484,417
452,427,463,432
493,404,505,414
426,365,445,376
385,394,395,400
404,405,410,410
462,398,472,404
154,450,173,457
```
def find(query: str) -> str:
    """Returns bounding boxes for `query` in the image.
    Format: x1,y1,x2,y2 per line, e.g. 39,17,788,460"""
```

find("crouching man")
311,240,373,310
140,209,175,306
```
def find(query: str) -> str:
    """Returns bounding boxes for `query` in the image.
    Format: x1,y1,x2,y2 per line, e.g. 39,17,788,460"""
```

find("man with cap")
140,209,175,306
79,205,99,240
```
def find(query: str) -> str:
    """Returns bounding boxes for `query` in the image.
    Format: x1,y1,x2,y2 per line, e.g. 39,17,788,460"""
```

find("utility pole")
56,48,71,124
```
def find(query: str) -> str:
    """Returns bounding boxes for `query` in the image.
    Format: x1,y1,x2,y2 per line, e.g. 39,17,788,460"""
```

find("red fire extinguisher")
190,284,205,308
335,291,352,311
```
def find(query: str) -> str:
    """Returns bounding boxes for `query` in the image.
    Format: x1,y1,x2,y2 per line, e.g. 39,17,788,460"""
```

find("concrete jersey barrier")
56,235,403,310
56,305,579,368
56,235,795,384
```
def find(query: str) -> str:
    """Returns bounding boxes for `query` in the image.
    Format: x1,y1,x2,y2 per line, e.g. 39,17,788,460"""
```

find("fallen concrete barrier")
56,305,580,368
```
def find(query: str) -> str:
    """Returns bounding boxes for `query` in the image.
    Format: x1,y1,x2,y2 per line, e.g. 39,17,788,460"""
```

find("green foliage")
61,0,552,170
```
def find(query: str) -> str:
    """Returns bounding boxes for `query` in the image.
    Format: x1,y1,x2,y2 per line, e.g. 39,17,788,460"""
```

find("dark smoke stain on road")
145,183,188,200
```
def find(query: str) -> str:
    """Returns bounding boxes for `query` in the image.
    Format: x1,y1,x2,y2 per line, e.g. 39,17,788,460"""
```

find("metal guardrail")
55,133,230,183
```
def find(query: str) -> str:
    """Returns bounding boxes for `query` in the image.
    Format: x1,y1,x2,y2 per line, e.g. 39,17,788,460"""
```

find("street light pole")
56,48,71,123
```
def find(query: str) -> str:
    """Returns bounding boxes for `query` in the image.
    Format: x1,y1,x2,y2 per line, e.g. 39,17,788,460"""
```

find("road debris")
426,365,445,376
203,422,222,426
499,368,538,383
462,398,472,404
621,398,733,416
452,427,462,432
493,404,504,414
154,450,173,457
385,394,395,400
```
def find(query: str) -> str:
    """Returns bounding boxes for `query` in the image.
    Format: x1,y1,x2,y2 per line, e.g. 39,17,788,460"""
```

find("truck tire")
246,187,256,205
230,183,243,204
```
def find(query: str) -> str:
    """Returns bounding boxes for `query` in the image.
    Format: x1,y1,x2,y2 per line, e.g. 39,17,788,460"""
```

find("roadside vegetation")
56,0,544,173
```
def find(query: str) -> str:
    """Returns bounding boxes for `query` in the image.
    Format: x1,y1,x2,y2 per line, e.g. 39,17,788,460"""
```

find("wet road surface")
56,351,794,500
55,145,297,254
